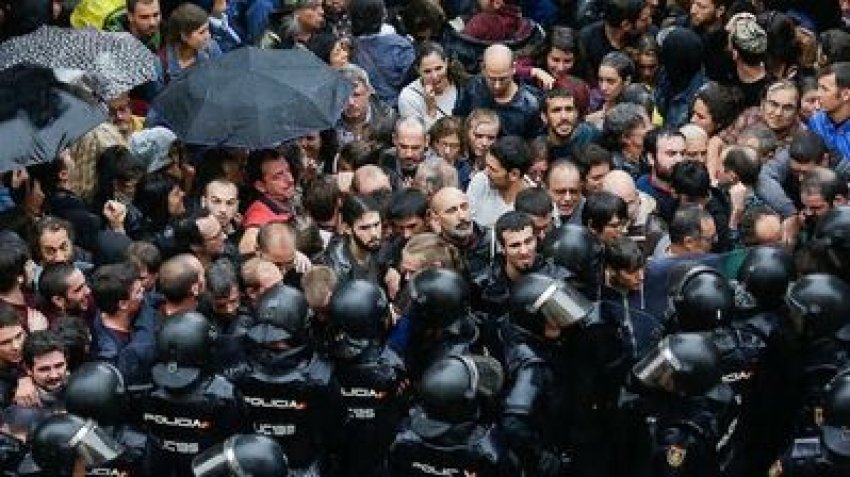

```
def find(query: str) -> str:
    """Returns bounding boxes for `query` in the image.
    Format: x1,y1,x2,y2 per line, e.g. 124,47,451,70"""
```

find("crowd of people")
2,0,850,475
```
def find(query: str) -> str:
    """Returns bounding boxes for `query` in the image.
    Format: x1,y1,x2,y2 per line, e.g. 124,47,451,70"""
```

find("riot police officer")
64,361,151,475
228,283,344,475
541,224,604,299
770,368,850,476
142,311,246,476
401,268,482,381
327,279,407,476
502,273,613,477
389,354,514,476
615,333,734,477
25,413,125,476
666,264,735,333
192,434,289,477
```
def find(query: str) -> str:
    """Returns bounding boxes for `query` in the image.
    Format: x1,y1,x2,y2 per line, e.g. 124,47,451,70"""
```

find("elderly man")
454,44,543,139
337,64,396,145
381,116,429,184
428,187,495,280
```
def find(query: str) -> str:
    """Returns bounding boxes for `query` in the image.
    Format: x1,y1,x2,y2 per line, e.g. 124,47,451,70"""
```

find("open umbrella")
151,47,354,148
0,26,158,100
0,65,108,173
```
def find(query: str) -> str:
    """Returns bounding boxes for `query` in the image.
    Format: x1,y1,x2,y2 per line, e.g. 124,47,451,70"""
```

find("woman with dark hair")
349,0,415,106
690,82,746,183
758,10,803,79
307,31,352,69
133,173,186,244
515,26,591,114
156,2,222,90
796,75,820,122
398,42,464,130
428,116,471,189
586,51,635,128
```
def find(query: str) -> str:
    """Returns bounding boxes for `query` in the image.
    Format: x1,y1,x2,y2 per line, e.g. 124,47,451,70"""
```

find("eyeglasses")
763,99,797,115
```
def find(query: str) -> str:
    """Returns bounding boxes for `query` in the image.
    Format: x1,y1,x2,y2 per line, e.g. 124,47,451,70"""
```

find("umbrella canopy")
0,65,108,173
151,47,354,148
0,26,157,100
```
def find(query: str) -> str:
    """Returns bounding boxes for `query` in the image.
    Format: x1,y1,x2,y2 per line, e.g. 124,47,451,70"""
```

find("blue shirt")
809,111,850,160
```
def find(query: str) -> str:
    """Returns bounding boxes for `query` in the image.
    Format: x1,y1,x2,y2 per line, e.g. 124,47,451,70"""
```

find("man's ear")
50,295,66,311
191,281,201,298
540,110,549,126
716,6,726,21
254,180,267,195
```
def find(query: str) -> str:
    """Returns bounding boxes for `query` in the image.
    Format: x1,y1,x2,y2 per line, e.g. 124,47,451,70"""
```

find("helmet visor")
532,283,593,328
68,420,124,466
633,337,681,392
192,437,245,477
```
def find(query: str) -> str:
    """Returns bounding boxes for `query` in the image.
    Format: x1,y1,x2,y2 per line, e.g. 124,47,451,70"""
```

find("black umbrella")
0,64,108,173
151,47,354,148
0,26,158,100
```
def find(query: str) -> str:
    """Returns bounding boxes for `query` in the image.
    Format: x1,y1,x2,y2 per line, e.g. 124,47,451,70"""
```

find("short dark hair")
247,146,300,189
303,176,341,223
33,216,74,259
53,316,90,371
38,263,77,303
0,302,19,328
515,187,554,217
22,330,64,368
91,263,138,315
126,241,162,274
820,31,850,66
789,130,827,164
670,160,710,200
349,0,386,36
605,236,645,271
495,211,534,246
603,0,646,27
206,258,239,300
574,144,613,181
693,82,745,134
644,127,685,159
165,3,208,45
341,194,382,226
582,191,628,233
489,135,532,176
723,146,760,186
670,204,712,245
0,241,29,293
126,0,157,15
387,188,428,221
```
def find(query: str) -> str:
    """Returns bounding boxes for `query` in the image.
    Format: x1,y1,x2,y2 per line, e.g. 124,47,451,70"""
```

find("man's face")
762,88,799,133
546,48,574,77
393,216,427,241
39,228,72,265
400,251,426,281
801,191,831,219
28,351,67,392
203,182,239,230
818,73,848,116
197,216,226,257
432,190,473,242
690,0,719,29
611,266,644,292
543,96,579,140
468,121,499,159
684,135,709,163
394,126,427,172
257,159,295,203
585,164,610,194
548,166,582,218
790,159,820,181
530,214,553,241
501,226,537,274
213,285,241,318
485,154,512,191
124,279,145,316
296,3,325,32
654,136,686,180
61,269,91,314
259,238,296,276
483,59,515,98
128,0,161,39
351,211,382,252
183,21,211,51
695,217,717,253
344,82,370,120
107,95,134,136
0,325,24,365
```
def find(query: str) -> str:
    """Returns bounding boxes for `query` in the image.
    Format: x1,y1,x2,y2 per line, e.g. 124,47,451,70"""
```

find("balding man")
602,170,665,256
256,222,307,290
383,116,429,183
546,160,584,225
453,44,543,139
158,254,205,317
428,186,495,280
352,164,392,196
241,257,283,306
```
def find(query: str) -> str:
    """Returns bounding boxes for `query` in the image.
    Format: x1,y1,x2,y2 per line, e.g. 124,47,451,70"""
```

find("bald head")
352,164,391,196
430,186,466,211
429,187,473,242
483,44,513,68
482,44,515,98
241,257,283,304
158,254,203,305
601,170,640,221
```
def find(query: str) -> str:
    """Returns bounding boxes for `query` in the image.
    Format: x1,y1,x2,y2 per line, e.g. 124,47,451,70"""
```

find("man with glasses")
760,80,802,145
454,44,543,139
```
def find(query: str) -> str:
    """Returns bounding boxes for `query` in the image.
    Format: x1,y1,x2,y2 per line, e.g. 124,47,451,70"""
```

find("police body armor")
335,346,407,476
389,411,507,477
84,425,151,477
233,351,340,472
770,436,850,477
142,375,244,476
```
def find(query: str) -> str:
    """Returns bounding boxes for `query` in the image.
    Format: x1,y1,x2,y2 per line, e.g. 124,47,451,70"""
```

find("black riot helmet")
736,246,795,311
30,413,124,472
823,370,850,458
786,274,850,341
192,434,289,477
541,224,603,290
65,361,125,425
152,311,218,390
633,333,722,396
669,264,734,331
247,283,310,347
509,273,596,338
328,279,389,359
415,354,504,428
408,268,470,330
812,206,850,282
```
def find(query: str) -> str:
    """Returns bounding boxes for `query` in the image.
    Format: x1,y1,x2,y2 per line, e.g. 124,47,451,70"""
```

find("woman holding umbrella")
155,3,222,90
